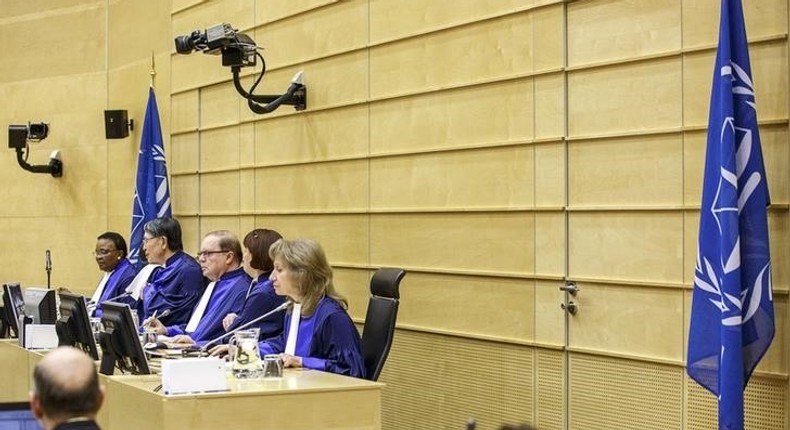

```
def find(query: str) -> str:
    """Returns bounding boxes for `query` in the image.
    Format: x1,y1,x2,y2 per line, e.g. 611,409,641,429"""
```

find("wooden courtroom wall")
168,0,789,429
0,0,172,296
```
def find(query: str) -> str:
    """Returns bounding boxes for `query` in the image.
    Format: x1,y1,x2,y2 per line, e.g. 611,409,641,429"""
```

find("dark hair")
96,232,128,258
499,425,536,430
208,230,243,264
243,229,283,272
33,360,101,420
144,217,183,252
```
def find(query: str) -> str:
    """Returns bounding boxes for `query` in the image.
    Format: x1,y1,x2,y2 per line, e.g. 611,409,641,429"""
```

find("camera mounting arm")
231,68,306,114
15,147,63,177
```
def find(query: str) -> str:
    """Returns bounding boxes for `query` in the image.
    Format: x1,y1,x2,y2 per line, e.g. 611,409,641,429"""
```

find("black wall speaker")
104,110,131,139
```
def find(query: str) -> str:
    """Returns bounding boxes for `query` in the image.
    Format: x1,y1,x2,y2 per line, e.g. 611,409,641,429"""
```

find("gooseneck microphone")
200,301,290,352
45,249,52,289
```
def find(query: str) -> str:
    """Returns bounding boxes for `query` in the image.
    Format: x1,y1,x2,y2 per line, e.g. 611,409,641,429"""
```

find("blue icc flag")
129,87,172,265
687,1,774,429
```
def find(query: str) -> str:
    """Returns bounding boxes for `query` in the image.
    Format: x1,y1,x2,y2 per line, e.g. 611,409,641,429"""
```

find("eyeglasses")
196,250,230,259
93,249,118,257
142,236,160,244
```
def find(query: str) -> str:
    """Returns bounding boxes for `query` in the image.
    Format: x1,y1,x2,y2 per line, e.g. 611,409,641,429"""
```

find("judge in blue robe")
145,231,250,344
257,239,365,378
139,217,204,326
223,229,286,340
90,232,139,317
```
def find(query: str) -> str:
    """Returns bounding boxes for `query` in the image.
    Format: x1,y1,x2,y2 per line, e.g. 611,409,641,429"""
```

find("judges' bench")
0,340,383,429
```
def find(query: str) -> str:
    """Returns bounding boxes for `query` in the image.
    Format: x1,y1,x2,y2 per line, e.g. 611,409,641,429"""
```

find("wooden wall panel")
171,174,199,215
568,58,683,138
534,73,565,140
199,171,240,214
370,12,536,99
569,212,684,284
535,280,565,347
253,214,370,266
396,272,535,340
253,160,369,212
571,283,684,360
370,80,534,155
197,215,241,246
171,133,199,173
568,134,683,207
534,143,566,208
253,0,368,68
200,82,241,129
255,0,336,24
0,2,105,82
567,0,680,67
253,105,370,165
370,146,534,210
535,212,565,277
370,213,535,274
171,90,199,133
277,50,370,109
333,267,372,321
681,0,788,48
200,127,241,171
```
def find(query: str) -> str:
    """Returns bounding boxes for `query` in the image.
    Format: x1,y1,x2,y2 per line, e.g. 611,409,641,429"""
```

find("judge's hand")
143,317,167,335
222,313,238,331
171,335,195,345
209,344,231,358
281,354,302,369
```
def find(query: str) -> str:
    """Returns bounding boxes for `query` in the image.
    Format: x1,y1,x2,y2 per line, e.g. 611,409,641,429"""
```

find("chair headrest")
370,267,406,299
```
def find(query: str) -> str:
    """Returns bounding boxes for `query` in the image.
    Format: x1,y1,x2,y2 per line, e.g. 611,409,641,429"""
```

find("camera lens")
174,35,196,54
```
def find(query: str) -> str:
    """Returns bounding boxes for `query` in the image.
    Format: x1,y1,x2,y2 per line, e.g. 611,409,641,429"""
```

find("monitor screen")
98,301,149,376
2,284,25,338
0,402,43,430
56,293,99,360
23,288,57,325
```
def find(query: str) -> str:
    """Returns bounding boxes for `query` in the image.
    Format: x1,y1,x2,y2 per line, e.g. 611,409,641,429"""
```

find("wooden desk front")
0,341,383,429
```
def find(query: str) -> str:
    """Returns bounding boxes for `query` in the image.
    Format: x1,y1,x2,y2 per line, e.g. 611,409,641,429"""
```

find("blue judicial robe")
141,251,204,326
259,297,365,378
225,273,285,340
165,267,251,343
93,259,138,318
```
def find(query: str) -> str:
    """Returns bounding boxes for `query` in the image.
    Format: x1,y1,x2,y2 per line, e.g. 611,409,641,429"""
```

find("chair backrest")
361,267,405,381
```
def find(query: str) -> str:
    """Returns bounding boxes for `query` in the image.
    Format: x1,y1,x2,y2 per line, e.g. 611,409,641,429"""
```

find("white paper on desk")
160,357,228,395
24,324,58,349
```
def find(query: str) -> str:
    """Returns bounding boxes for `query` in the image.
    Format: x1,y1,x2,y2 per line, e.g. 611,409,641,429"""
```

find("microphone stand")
45,250,52,290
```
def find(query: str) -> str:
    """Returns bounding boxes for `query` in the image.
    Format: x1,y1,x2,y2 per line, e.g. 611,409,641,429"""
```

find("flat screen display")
0,402,42,430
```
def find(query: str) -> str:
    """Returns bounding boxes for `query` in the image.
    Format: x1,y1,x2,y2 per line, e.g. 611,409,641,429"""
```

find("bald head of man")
30,346,104,430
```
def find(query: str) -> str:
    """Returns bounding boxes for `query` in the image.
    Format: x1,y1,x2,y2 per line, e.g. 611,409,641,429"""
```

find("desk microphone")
45,250,52,289
88,291,133,307
200,301,290,352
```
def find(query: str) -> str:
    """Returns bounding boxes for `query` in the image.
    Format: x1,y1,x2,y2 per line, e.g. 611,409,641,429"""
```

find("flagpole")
150,51,156,89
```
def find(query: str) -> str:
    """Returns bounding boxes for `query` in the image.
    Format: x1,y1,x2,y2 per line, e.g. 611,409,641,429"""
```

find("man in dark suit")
30,346,103,430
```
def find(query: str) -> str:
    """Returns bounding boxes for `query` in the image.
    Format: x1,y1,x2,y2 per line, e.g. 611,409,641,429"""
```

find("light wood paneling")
253,105,370,166
534,142,566,207
200,127,241,171
108,0,171,69
534,73,565,140
396,272,535,340
253,160,370,212
200,82,241,129
569,212,684,284
171,90,199,133
334,267,372,321
568,58,683,137
370,146,534,210
535,280,565,347
370,12,537,99
171,132,199,173
535,212,565,277
571,283,684,360
252,214,370,265
200,171,240,214
569,134,683,207
253,0,368,68
255,0,336,24
171,174,199,215
0,2,105,82
682,0,788,49
370,80,535,155
371,213,535,274
567,0,680,67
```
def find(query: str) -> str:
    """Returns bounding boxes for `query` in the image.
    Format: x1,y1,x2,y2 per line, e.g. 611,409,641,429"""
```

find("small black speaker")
104,110,130,139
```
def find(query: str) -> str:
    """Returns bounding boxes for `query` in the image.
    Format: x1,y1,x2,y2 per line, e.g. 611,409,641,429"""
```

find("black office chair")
361,267,406,381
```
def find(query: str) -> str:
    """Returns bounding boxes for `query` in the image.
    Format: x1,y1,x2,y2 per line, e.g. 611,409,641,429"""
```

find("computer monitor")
0,402,43,430
98,301,149,376
2,283,26,338
24,288,57,325
56,293,99,360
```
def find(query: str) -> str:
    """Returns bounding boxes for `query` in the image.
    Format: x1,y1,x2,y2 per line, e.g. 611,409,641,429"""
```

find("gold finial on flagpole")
150,51,156,89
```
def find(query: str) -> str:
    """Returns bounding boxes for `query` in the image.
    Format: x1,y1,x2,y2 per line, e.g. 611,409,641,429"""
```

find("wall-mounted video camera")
174,23,306,114
7,122,62,177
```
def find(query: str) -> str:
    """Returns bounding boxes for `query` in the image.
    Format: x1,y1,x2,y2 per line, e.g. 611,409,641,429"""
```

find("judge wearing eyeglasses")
89,232,138,317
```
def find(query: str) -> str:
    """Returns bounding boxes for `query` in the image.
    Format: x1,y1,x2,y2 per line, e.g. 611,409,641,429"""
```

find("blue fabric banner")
686,1,774,429
129,87,172,265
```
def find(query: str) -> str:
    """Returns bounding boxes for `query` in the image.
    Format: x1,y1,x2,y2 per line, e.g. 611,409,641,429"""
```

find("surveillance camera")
28,123,49,141
174,23,257,68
